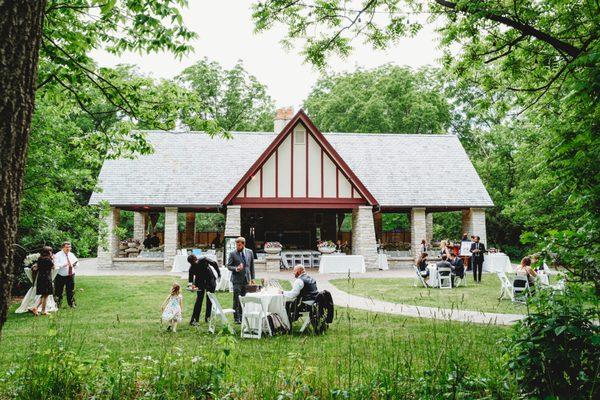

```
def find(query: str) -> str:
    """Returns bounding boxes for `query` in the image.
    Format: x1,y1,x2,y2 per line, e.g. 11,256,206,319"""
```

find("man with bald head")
283,265,319,322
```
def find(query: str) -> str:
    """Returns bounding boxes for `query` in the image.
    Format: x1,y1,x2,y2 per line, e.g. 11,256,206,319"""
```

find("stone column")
265,255,281,272
425,212,434,243
185,212,195,246
133,211,146,242
163,207,179,269
410,208,426,259
224,205,241,237
98,207,120,268
462,208,487,245
351,206,378,269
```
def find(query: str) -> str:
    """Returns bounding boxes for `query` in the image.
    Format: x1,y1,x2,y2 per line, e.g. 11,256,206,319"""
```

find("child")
161,283,183,332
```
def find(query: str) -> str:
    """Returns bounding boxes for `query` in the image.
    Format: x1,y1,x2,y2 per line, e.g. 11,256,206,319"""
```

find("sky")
91,1,442,109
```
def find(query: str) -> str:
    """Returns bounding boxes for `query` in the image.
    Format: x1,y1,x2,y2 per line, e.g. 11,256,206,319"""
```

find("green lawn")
331,274,534,314
0,276,515,399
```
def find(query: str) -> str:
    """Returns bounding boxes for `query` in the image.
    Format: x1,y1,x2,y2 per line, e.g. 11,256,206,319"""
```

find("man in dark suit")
449,252,465,287
188,254,220,326
470,236,486,283
226,236,255,323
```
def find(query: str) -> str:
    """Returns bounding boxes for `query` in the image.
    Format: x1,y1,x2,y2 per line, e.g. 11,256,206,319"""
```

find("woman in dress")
29,246,54,316
161,283,183,332
516,256,537,287
416,252,430,280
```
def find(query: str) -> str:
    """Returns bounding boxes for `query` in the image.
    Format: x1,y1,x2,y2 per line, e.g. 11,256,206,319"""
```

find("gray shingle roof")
89,131,493,208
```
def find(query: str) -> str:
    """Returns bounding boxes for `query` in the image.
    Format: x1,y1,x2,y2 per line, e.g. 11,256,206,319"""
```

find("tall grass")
0,309,516,399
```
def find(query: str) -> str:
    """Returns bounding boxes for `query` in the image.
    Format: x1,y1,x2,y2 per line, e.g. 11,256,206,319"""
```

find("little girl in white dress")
161,283,183,332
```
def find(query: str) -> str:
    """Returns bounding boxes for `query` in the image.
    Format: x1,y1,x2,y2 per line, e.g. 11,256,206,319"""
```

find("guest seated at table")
416,253,429,277
516,256,537,287
188,254,220,326
449,252,465,286
283,265,319,322
436,254,452,270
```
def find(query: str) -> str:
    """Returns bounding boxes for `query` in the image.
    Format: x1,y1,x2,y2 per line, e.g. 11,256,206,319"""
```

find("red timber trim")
275,149,279,198
320,148,324,198
290,127,294,197
231,197,366,209
222,110,378,205
336,168,339,198
305,130,309,196
259,169,263,197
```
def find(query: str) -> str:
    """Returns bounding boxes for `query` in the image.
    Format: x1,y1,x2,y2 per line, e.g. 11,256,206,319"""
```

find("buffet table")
319,254,366,274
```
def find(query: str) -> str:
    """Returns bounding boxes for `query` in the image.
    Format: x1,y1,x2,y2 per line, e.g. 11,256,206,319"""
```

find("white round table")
245,291,291,331
319,254,366,274
426,264,439,287
483,253,513,273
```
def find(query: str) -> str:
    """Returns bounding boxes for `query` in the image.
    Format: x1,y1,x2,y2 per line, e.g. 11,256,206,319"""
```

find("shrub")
504,284,599,399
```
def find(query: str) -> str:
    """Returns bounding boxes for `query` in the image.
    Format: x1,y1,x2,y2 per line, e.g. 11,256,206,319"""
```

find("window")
294,129,305,145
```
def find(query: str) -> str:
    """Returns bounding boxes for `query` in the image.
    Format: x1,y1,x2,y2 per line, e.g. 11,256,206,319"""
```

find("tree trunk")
0,0,46,337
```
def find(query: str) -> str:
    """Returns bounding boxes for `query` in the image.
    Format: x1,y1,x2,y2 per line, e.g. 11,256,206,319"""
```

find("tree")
303,65,452,134
253,0,600,286
177,58,275,134
0,0,195,336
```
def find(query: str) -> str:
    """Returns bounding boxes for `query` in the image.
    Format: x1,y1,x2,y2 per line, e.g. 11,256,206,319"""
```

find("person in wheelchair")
282,265,319,322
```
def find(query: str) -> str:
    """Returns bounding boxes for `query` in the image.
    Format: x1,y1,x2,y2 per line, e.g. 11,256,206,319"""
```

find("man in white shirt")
283,265,318,322
54,241,79,308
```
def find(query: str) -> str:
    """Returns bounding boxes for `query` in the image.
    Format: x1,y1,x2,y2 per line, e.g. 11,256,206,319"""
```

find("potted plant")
317,240,337,254
264,242,282,254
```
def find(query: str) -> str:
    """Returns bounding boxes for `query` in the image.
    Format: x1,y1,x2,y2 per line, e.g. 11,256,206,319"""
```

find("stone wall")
410,208,426,259
224,205,241,237
163,207,178,268
133,211,146,242
351,206,378,269
98,207,120,269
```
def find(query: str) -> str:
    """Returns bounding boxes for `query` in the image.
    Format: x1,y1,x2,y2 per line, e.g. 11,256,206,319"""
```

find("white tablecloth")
426,264,439,287
216,267,233,292
245,291,291,331
319,255,365,274
483,253,513,273
378,253,389,270
15,268,59,314
172,254,217,273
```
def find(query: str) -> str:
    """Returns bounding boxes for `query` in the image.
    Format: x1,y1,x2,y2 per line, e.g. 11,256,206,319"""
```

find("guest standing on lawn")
470,236,486,283
227,237,255,324
161,283,183,332
53,241,78,308
188,254,220,326
29,246,54,316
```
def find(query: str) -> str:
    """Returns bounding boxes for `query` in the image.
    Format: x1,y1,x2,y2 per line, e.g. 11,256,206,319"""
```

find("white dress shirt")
283,275,305,300
54,251,79,276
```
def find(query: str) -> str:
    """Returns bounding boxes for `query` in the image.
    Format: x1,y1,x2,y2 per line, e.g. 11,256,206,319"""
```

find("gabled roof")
222,110,377,205
89,129,494,209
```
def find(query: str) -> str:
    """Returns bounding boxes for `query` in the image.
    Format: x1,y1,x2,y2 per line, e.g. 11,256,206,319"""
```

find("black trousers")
190,289,213,323
472,257,483,282
285,297,312,323
54,274,75,307
232,284,247,322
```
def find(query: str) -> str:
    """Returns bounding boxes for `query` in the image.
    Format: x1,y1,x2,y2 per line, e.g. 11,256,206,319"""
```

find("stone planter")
264,247,281,255
318,246,336,254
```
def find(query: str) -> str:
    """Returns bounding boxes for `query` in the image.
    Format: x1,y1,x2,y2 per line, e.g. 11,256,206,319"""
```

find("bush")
504,284,599,399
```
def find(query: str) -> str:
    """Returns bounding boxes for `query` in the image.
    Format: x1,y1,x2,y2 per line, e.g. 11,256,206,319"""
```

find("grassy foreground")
0,276,516,399
331,273,532,314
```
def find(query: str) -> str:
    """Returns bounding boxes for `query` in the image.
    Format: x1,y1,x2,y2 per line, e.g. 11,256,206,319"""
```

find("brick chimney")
274,106,294,133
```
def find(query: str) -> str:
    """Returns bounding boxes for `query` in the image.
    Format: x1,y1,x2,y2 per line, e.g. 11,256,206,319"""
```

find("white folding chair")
413,265,428,288
206,292,235,334
512,275,530,303
240,296,272,339
497,272,514,301
298,300,316,333
438,267,452,289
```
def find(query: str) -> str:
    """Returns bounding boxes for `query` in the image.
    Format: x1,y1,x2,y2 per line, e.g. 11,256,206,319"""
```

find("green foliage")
304,65,452,134
504,284,600,399
177,58,275,134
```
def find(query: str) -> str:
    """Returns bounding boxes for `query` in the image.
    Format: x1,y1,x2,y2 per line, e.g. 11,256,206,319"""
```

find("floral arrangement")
264,242,282,249
23,253,40,267
317,240,336,248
